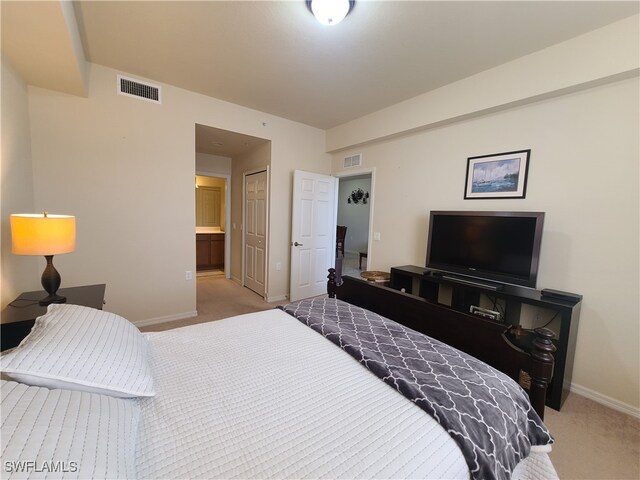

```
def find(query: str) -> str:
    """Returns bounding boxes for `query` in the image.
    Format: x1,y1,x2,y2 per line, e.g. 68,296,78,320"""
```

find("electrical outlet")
276,262,282,271
185,271,193,281
534,311,542,322
373,232,381,241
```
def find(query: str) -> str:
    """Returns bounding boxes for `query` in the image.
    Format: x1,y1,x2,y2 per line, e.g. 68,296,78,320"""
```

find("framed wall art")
347,187,369,204
464,149,531,199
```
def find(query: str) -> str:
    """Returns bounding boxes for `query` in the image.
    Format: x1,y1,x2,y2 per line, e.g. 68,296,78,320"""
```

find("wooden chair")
336,225,347,257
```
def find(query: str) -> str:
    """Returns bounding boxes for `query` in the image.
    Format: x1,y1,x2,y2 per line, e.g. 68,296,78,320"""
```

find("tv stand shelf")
389,265,582,411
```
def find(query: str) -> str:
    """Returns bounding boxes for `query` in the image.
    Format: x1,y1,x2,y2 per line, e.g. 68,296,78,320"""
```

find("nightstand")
1,284,106,351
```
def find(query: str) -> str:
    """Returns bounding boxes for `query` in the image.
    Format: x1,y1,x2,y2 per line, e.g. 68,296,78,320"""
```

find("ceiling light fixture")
307,0,354,26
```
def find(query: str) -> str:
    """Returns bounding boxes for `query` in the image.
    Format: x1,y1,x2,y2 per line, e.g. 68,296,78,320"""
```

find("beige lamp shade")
11,213,76,255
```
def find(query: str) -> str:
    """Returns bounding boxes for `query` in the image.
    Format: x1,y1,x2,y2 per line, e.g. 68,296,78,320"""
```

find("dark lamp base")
40,255,66,306
39,294,67,306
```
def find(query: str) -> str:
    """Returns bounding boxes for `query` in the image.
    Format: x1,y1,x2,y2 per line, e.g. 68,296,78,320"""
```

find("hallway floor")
342,251,365,278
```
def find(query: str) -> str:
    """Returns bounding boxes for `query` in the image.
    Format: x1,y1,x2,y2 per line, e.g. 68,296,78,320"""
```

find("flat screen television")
426,211,545,288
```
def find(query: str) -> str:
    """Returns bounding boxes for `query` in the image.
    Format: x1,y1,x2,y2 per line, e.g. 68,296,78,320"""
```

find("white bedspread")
136,309,557,479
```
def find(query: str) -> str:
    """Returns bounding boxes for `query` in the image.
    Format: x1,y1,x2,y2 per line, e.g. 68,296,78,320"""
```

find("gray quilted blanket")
281,297,553,480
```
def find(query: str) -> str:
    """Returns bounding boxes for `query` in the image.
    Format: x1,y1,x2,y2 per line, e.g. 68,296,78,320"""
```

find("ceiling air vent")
117,75,161,104
343,153,362,168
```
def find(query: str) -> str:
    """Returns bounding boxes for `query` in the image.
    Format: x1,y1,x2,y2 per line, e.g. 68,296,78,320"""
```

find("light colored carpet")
545,393,639,479
140,276,284,333
142,277,640,479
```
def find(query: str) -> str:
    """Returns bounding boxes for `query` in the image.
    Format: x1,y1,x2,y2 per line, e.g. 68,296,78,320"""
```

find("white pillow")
1,304,155,398
1,380,139,479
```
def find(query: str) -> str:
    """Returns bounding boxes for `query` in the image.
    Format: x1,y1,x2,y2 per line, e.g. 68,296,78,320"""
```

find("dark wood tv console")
389,265,582,411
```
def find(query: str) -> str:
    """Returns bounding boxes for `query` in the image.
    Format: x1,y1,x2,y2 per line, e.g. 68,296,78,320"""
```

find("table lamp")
10,213,76,306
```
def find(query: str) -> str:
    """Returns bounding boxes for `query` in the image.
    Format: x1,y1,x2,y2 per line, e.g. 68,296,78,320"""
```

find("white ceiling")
72,1,638,130
2,1,638,137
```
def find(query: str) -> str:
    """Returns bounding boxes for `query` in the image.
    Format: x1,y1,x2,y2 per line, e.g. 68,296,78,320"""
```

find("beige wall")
20,63,328,322
269,133,331,299
1,57,39,311
331,77,639,412
228,136,332,301
327,14,640,414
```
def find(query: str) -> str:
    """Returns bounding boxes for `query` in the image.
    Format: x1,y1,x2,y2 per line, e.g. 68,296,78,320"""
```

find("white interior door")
290,170,337,302
244,170,267,297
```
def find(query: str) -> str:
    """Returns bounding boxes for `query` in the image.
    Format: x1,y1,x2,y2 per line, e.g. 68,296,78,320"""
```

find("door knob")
294,242,303,247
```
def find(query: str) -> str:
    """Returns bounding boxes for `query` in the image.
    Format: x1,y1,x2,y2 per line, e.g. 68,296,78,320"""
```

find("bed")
1,277,558,480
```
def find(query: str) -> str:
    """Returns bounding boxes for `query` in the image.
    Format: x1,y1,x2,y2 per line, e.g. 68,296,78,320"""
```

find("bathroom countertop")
196,227,225,234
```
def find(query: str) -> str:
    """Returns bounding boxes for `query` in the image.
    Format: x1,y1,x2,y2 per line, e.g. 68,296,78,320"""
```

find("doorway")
194,123,271,308
195,174,229,277
336,171,374,277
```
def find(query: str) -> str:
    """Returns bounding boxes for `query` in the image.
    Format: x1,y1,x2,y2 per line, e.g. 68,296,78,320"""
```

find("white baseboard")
133,311,198,328
571,382,640,419
228,275,280,302
267,294,288,303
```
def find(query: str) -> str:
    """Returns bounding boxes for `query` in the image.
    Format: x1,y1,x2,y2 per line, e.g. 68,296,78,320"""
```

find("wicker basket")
360,271,390,284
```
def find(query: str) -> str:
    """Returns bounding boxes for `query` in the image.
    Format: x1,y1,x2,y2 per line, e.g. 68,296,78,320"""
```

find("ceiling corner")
1,0,88,97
